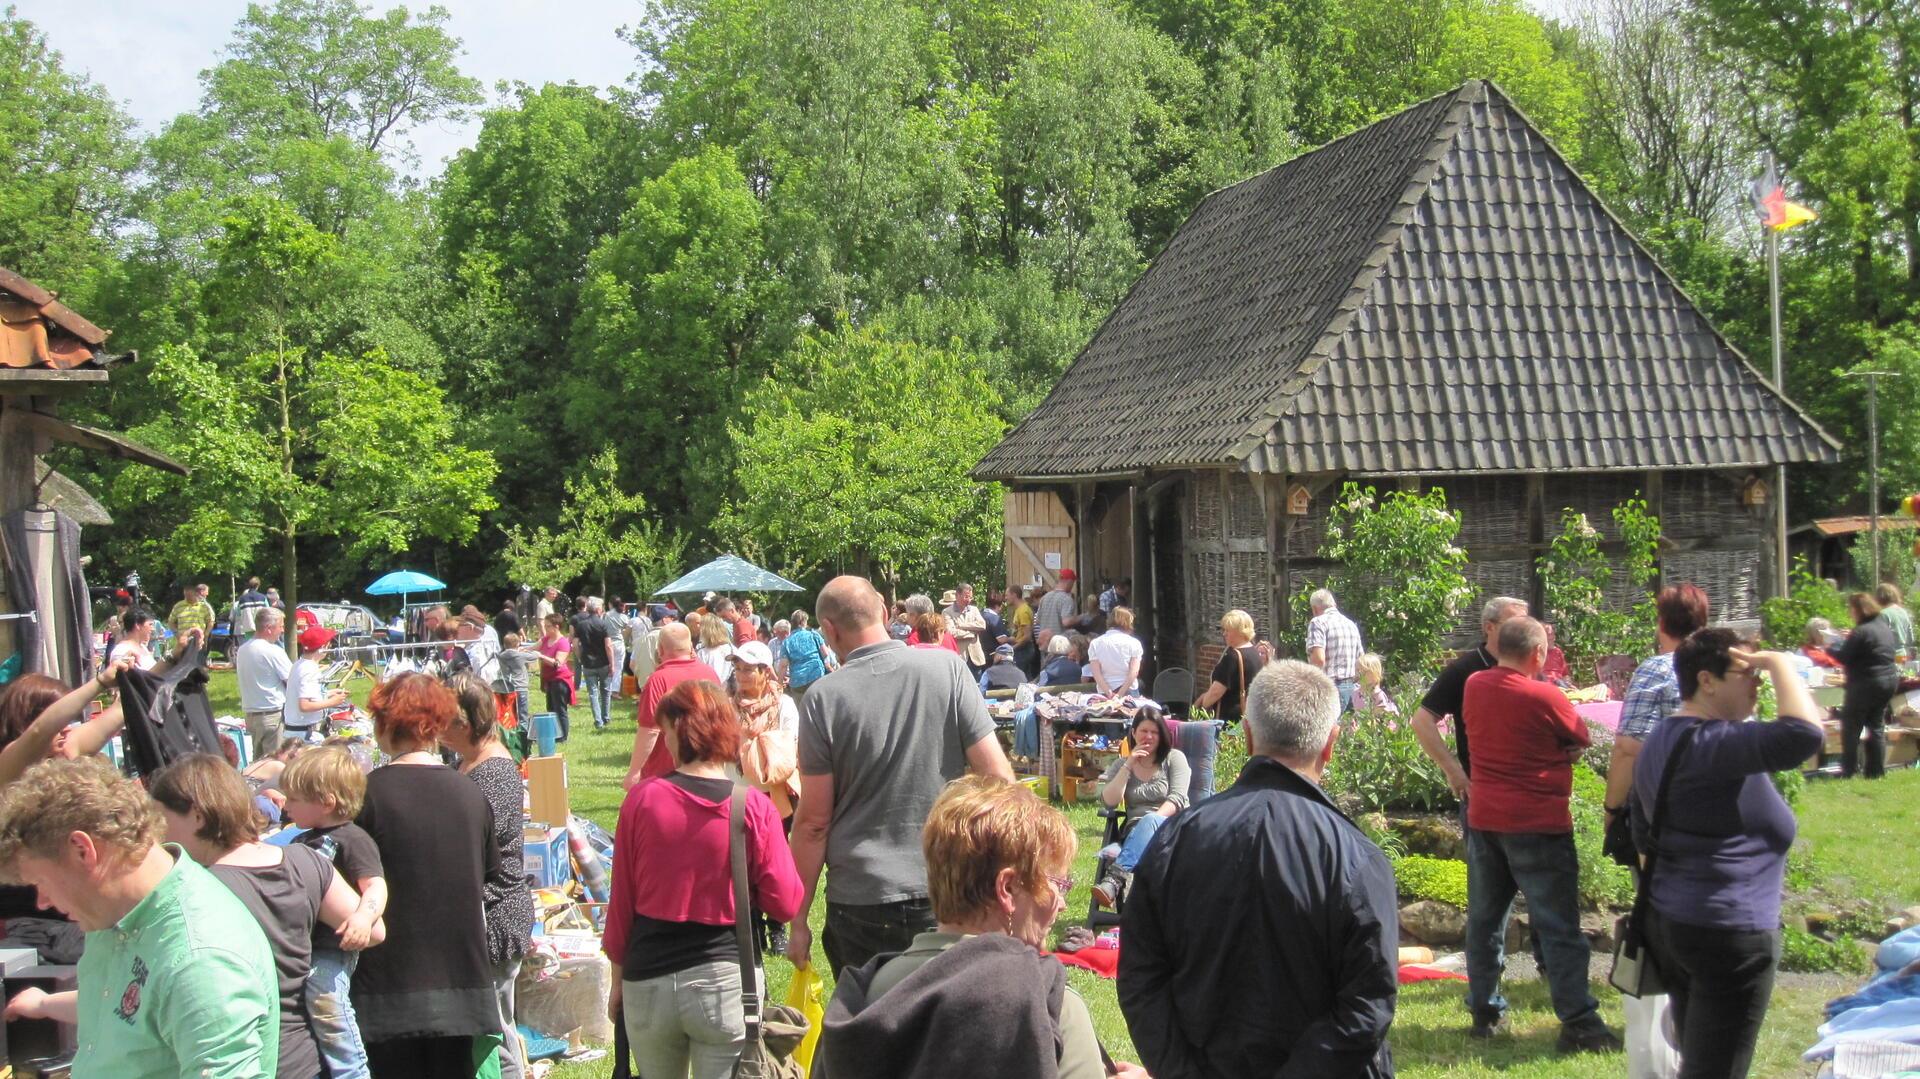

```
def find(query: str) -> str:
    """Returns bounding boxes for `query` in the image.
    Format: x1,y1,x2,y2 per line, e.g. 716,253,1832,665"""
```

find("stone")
1581,910,1617,952
1389,814,1467,861
1505,910,1533,954
1400,900,1467,946
1903,904,1920,927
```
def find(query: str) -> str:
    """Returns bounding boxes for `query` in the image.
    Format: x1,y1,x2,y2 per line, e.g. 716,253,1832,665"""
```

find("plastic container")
531,712,559,757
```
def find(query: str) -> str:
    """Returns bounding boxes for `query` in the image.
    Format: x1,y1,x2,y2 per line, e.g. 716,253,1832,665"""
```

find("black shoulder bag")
1608,720,1701,998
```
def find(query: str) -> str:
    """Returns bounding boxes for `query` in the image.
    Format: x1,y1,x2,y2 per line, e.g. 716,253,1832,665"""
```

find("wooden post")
1132,482,1154,687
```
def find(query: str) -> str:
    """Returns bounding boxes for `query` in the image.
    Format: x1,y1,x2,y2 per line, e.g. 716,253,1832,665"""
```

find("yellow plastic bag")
785,965,826,1073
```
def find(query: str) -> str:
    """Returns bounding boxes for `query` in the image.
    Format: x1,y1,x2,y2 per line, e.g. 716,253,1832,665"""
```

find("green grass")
205,669,1878,1078
1792,768,1920,908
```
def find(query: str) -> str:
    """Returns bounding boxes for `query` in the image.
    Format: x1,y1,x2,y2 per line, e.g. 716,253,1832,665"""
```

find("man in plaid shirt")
1307,589,1365,711
1603,583,1710,817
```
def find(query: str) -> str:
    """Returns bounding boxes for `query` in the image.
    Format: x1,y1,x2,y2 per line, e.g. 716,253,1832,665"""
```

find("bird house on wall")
1286,483,1311,516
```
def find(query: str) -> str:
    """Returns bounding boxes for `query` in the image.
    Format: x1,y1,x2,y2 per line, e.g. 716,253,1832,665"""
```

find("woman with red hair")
603,680,803,1078
352,672,511,1077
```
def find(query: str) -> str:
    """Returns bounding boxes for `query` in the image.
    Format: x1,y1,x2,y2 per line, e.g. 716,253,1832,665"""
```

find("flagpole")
1769,202,1788,599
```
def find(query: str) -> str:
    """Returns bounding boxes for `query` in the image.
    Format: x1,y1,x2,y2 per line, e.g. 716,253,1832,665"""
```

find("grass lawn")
203,671,1910,1078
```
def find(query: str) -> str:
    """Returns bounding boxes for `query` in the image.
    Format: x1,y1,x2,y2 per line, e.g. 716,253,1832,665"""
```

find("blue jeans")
1465,829,1599,1028
1013,707,1040,758
306,948,369,1079
1101,812,1169,873
582,666,612,728
1336,679,1359,712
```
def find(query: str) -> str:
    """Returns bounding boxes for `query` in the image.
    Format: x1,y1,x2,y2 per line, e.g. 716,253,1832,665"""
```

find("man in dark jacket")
1119,659,1398,1078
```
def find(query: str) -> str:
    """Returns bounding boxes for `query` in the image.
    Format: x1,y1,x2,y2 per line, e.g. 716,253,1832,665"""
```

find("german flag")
1752,164,1818,231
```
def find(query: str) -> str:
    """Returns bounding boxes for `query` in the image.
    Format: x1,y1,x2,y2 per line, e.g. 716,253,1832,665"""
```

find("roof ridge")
1220,82,1482,461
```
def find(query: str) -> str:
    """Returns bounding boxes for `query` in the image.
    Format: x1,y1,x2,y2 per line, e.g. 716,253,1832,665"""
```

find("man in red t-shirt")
623,622,720,788
1459,616,1617,1053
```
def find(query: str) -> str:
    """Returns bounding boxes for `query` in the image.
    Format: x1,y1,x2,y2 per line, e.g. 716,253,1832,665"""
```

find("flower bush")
1537,498,1660,674
1322,702,1456,813
1293,483,1474,682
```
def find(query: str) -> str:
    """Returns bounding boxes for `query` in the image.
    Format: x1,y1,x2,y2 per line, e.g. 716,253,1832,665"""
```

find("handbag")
1608,721,1701,998
729,784,809,1079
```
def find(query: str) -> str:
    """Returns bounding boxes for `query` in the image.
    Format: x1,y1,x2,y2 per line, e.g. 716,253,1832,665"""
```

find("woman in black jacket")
1834,592,1900,779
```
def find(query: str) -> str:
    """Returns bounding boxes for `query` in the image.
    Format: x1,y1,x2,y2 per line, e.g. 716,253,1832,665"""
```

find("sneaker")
1469,1013,1510,1039
1556,1022,1622,1055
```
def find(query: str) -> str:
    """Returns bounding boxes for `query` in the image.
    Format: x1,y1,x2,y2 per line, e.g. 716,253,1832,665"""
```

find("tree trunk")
282,523,298,658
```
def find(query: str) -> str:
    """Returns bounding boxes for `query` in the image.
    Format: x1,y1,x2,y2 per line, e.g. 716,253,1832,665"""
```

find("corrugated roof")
975,81,1840,481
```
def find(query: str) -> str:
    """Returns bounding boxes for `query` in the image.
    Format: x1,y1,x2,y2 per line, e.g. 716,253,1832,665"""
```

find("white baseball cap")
735,641,775,668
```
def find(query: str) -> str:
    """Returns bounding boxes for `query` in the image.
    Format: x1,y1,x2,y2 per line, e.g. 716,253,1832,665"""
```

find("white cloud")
14,0,641,177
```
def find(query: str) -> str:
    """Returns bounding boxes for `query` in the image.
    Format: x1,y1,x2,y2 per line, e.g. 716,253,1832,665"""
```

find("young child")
1356,653,1398,714
493,631,537,730
281,747,386,1079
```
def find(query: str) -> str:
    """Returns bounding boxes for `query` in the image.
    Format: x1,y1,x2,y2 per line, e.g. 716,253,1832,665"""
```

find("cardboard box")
524,826,571,889
525,755,569,829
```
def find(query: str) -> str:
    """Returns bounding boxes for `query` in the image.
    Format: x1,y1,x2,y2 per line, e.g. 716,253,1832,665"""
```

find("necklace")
388,750,440,766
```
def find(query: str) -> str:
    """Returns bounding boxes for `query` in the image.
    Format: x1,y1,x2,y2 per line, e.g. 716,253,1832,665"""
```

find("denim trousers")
1645,909,1780,1079
306,948,370,1079
823,897,936,978
623,959,746,1079
582,666,613,728
1465,829,1599,1027
1100,812,1170,873
1336,679,1359,713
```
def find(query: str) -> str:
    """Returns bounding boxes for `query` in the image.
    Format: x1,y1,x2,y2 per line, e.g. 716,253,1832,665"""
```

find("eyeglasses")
1046,872,1074,899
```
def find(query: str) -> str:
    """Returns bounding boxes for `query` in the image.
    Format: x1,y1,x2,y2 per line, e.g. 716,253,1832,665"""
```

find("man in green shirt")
0,757,277,1079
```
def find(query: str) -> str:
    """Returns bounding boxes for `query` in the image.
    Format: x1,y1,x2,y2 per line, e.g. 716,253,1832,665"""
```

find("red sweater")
602,776,803,966
1461,666,1590,834
636,655,722,779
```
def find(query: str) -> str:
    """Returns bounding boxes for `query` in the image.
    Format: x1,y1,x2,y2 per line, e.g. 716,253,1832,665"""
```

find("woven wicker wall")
1442,476,1529,548
1547,473,1644,540
1661,472,1753,540
1664,547,1761,622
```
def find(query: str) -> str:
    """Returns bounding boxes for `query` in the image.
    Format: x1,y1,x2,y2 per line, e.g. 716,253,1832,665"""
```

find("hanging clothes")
116,639,223,777
0,508,93,684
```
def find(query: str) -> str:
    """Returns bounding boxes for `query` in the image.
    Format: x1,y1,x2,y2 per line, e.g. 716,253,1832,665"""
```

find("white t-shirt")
697,643,737,685
109,640,155,672
285,657,325,730
1087,629,1143,695
236,636,292,712
777,693,800,735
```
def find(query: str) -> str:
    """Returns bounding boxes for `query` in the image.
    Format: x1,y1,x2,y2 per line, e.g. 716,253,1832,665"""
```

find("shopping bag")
785,965,826,1073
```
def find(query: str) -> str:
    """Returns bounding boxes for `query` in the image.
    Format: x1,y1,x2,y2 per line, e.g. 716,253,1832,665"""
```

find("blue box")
523,826,571,889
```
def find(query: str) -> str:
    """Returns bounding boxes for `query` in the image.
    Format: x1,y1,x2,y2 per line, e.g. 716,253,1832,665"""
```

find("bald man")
786,576,1015,975
624,622,720,787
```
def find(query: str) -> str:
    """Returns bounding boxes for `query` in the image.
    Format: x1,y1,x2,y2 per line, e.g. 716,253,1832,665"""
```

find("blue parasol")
652,554,804,596
365,570,446,610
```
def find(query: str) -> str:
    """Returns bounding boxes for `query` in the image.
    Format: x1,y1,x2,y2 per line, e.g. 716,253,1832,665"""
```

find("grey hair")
256,608,285,631
1804,616,1831,643
587,596,605,613
1309,589,1336,612
903,593,935,616
1481,595,1527,626
773,619,791,633
1245,660,1339,761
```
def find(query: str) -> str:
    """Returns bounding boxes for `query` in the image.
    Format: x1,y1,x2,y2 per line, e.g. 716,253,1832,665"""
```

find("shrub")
1395,854,1468,907
1780,927,1872,975
1293,483,1474,681
1212,719,1247,791
1322,705,1455,813
1571,763,1635,910
1537,498,1660,673
1759,558,1852,648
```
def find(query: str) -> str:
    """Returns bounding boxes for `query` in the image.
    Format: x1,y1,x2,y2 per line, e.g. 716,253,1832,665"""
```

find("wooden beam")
14,410,188,475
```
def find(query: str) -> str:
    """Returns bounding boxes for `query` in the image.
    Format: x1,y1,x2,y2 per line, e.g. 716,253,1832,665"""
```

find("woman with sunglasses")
818,775,1146,1078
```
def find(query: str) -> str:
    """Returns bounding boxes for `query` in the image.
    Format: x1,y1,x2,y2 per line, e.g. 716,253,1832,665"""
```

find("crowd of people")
0,557,1906,1079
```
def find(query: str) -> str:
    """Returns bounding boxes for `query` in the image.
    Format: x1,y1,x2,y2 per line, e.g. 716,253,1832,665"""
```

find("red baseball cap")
297,626,337,652
1058,568,1077,582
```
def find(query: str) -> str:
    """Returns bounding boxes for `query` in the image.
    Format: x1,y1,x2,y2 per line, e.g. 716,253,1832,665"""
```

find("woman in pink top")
535,614,575,742
603,680,802,1078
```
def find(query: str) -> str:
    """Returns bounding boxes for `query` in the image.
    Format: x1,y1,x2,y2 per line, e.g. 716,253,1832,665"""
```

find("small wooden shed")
0,268,185,682
975,81,1840,679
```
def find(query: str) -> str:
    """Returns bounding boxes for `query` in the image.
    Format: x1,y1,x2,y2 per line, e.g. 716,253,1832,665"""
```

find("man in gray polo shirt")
786,575,1015,976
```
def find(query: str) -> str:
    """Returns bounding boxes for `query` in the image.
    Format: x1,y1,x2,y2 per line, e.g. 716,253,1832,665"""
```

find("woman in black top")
446,674,536,1079
151,754,383,1079
1192,610,1265,723
354,673,510,1078
1834,591,1901,779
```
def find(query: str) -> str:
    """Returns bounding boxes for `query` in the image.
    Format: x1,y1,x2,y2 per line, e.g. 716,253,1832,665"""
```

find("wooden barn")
974,81,1839,681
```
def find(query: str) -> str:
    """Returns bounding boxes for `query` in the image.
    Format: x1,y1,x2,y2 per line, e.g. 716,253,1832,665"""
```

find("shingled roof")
975,80,1840,481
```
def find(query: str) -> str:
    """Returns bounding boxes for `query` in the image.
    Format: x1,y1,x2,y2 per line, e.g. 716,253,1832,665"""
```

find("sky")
17,0,644,178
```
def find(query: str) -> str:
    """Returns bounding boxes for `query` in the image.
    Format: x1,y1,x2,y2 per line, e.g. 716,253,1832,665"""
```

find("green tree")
1537,498,1660,672
500,447,688,598
1294,483,1475,680
109,198,496,616
720,323,1006,591
0,9,137,300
